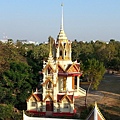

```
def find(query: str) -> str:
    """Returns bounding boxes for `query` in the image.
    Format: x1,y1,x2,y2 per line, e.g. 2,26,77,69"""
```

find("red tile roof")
57,94,64,102
57,94,73,103
33,94,42,102
26,93,42,102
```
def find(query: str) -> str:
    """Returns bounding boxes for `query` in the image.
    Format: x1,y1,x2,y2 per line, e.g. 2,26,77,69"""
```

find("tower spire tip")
61,3,64,30
61,3,63,6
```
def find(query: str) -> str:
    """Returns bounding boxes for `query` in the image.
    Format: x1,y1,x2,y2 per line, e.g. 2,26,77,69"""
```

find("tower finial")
49,37,52,57
61,3,64,30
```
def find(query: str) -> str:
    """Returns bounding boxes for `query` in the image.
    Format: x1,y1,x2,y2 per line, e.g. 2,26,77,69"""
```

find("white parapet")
23,111,78,120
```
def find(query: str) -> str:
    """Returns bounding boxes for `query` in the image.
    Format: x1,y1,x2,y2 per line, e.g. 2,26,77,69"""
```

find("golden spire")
57,3,68,41
61,3,64,30
49,37,52,57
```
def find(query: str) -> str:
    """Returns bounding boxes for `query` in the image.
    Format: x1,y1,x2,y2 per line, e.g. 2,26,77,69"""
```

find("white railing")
79,87,86,95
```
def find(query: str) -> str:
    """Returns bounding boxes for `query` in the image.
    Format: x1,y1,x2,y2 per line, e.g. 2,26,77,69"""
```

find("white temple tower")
26,4,86,117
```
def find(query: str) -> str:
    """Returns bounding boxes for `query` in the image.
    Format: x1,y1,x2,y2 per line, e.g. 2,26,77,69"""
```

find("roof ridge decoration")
66,63,79,72
95,102,106,120
59,93,73,103
33,94,41,102
26,93,41,102
57,63,65,72
43,94,55,102
42,63,55,73
86,102,106,120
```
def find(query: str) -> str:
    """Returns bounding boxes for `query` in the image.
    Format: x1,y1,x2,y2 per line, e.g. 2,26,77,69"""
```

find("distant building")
0,34,9,43
17,40,39,45
0,39,8,43
43,41,49,44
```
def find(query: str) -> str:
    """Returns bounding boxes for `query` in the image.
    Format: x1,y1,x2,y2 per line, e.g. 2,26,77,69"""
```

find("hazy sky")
0,0,120,43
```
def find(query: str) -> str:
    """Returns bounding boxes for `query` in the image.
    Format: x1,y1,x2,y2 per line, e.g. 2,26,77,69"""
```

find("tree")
48,36,55,45
0,104,22,120
0,104,14,120
72,40,81,61
82,58,105,106
26,43,49,82
108,57,120,71
8,39,13,43
2,62,33,105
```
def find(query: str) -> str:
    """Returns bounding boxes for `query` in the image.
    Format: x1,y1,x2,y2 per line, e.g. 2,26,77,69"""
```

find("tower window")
60,50,62,56
47,81,52,89
31,102,36,107
48,67,52,74
65,50,66,56
64,43,66,48
75,76,77,86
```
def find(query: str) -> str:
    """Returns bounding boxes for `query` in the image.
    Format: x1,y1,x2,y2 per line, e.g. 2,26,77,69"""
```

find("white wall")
23,112,77,120
58,76,63,92
66,77,72,91
27,101,36,111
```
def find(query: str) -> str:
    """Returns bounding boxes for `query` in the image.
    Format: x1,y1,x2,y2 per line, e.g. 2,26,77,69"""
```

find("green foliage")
2,62,33,105
72,39,120,90
83,58,105,89
80,104,94,119
107,57,120,70
0,104,22,120
26,43,49,84
72,39,120,71
0,38,120,119
0,42,50,109
0,42,27,75
48,36,55,45
0,104,13,120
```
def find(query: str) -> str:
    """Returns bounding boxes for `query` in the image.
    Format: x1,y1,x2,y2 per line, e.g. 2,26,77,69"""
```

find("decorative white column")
56,47,59,59
53,103,57,112
70,104,74,113
42,102,46,112
60,103,63,112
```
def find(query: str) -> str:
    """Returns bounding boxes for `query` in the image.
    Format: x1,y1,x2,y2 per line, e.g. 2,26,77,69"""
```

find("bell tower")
55,4,72,62
26,4,86,116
